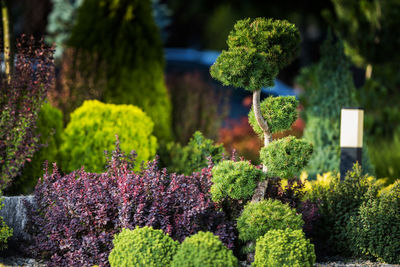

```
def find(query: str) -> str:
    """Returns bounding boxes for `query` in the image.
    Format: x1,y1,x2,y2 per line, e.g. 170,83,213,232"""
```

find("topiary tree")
210,17,312,201
253,228,315,267
171,231,238,267
61,100,157,173
108,226,179,267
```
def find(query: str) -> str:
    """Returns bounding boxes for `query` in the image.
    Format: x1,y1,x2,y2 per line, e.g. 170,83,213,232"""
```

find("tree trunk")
1,0,11,83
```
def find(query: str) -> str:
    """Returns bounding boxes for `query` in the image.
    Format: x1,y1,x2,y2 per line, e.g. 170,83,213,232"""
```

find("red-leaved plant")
0,35,54,189
25,138,236,267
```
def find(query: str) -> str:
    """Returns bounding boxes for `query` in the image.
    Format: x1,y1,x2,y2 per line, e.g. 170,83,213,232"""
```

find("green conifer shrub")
248,96,298,137
211,160,265,203
171,231,238,267
307,163,377,257
61,100,157,173
347,181,400,264
6,102,63,195
253,228,315,267
66,0,172,142
108,226,179,267
236,199,304,252
297,35,373,178
260,136,313,178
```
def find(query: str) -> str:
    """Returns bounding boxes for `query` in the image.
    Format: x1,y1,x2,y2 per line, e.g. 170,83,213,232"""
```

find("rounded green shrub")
7,102,63,195
210,18,300,91
171,231,238,267
211,160,264,202
260,136,313,178
348,180,400,264
61,100,157,173
253,228,315,267
237,199,304,247
248,96,298,136
108,226,179,267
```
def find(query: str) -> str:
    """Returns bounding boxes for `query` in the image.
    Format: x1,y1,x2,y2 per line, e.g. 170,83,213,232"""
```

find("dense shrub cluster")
248,96,298,136
211,160,264,202
253,228,315,267
237,199,304,252
347,181,400,264
61,100,157,173
108,226,179,267
6,102,63,195
162,131,225,175
307,164,377,257
26,142,235,266
0,36,54,189
171,231,238,267
260,136,313,178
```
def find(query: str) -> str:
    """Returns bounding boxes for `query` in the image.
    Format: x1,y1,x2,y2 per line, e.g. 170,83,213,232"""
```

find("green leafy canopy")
210,18,300,91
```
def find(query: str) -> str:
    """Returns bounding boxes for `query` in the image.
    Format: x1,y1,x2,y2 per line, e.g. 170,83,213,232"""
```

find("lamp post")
340,107,364,180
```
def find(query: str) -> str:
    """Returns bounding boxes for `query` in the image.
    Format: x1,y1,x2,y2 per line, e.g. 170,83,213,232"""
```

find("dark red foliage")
25,141,235,267
0,35,54,189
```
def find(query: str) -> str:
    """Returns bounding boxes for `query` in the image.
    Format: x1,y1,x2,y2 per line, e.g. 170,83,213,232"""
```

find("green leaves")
211,160,264,202
249,96,298,136
210,17,300,91
260,136,313,178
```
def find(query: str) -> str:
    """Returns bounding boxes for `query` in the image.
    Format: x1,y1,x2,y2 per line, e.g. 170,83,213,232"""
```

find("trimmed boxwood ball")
108,226,179,267
348,180,400,264
210,18,300,91
253,228,315,267
260,136,313,178
61,100,157,173
211,160,265,202
237,199,304,248
249,96,298,136
171,231,238,267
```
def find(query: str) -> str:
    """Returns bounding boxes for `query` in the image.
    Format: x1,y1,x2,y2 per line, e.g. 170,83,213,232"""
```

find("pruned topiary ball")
260,136,313,178
253,228,316,267
108,226,179,267
248,96,298,137
237,199,304,252
211,160,265,202
171,231,238,267
210,18,300,91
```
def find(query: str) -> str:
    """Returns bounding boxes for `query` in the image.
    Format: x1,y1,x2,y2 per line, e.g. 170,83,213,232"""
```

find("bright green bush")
171,231,238,267
162,131,225,175
253,228,315,267
260,136,313,178
67,0,172,142
307,163,377,256
7,102,63,195
211,160,265,202
61,100,157,173
347,181,400,264
0,192,13,250
249,96,298,137
210,18,300,91
237,199,304,250
108,226,179,267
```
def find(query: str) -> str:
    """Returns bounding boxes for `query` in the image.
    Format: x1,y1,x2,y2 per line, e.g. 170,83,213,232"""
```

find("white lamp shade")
340,108,364,148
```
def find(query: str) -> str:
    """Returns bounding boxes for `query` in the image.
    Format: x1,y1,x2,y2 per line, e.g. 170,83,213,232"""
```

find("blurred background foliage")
1,0,400,185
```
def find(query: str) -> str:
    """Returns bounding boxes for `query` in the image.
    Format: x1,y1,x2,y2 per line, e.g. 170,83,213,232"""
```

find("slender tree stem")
1,0,11,83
